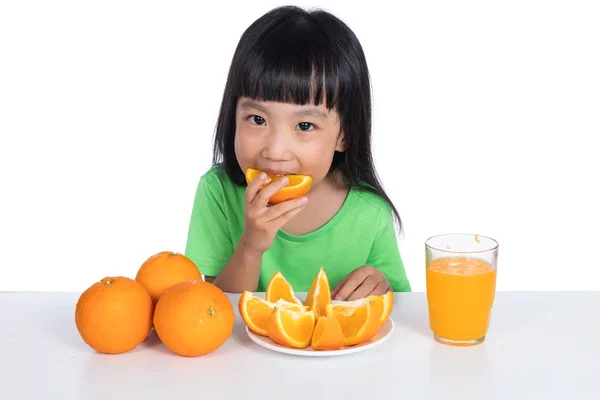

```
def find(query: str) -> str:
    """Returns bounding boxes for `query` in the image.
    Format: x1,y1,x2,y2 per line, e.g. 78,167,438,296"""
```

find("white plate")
246,318,394,357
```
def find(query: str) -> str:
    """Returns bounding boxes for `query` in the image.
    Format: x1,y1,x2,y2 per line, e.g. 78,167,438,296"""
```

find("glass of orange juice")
425,233,499,346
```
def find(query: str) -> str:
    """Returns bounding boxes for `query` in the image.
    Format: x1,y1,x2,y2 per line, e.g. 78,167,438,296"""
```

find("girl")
185,5,411,300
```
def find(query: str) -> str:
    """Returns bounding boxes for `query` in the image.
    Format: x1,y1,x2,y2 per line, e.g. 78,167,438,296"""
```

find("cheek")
299,142,336,180
233,129,245,170
234,128,258,171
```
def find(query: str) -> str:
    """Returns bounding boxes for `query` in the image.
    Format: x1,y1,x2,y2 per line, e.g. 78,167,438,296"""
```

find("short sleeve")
366,208,412,292
184,173,234,278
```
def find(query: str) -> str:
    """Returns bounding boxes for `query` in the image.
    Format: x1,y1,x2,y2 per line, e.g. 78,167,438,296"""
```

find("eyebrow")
239,100,329,120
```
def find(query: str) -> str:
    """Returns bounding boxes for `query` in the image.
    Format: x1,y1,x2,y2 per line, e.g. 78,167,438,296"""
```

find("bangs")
233,17,341,110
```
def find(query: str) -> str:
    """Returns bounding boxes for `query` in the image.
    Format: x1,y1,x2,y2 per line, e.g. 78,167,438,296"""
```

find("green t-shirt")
184,165,411,292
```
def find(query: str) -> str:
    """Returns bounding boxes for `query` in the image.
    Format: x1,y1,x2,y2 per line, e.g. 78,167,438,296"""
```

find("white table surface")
1,291,599,399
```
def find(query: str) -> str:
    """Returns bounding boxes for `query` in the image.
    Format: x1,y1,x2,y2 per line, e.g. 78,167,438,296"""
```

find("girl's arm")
209,176,306,292
210,235,263,292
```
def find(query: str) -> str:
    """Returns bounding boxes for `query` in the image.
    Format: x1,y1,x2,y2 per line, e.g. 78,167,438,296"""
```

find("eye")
247,115,266,125
296,122,315,131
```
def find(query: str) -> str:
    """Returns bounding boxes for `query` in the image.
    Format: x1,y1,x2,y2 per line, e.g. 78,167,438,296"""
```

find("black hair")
212,5,402,231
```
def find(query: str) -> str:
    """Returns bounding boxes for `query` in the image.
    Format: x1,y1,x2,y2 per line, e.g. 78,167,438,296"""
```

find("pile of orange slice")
239,268,393,350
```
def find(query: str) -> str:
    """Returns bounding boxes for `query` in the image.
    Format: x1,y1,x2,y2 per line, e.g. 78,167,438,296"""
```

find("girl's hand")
331,266,392,301
243,172,307,255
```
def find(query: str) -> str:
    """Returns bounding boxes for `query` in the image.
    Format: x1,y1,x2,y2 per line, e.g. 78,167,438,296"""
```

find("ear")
335,130,346,152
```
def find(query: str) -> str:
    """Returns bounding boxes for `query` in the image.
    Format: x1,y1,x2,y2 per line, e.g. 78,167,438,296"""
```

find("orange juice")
426,257,496,345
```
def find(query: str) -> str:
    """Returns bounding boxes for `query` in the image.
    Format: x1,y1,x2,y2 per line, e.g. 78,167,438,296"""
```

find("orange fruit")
304,267,331,318
265,271,303,305
331,295,384,346
75,276,153,354
311,306,345,351
380,290,394,324
239,291,274,336
153,280,234,357
135,251,202,304
267,307,316,349
245,168,312,204
238,291,306,336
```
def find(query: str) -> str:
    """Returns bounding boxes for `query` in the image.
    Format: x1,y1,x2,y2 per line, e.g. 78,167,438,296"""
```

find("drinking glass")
425,233,499,346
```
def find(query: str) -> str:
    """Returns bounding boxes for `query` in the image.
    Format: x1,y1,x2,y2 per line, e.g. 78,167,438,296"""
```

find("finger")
371,281,391,296
262,196,308,222
346,275,380,301
356,279,390,300
255,176,290,206
334,268,372,301
245,172,268,204
267,203,306,229
331,275,350,299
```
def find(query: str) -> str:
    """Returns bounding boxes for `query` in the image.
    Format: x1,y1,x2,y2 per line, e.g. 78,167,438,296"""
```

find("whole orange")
153,280,234,357
135,251,202,304
75,276,153,354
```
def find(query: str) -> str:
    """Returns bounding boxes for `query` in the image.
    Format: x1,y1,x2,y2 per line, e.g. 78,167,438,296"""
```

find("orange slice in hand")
311,305,345,351
267,307,316,349
265,271,303,305
331,295,384,346
238,291,305,336
245,168,312,205
304,267,331,318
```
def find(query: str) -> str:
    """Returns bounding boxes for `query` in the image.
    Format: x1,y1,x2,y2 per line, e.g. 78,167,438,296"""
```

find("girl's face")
234,97,345,187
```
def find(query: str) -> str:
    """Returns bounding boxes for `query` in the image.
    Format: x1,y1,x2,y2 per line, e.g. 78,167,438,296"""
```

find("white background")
1,0,599,292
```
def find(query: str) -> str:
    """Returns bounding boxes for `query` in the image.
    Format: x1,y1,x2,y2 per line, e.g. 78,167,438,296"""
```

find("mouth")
261,169,293,176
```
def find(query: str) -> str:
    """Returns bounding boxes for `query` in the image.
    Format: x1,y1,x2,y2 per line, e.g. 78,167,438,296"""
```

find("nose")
261,128,293,162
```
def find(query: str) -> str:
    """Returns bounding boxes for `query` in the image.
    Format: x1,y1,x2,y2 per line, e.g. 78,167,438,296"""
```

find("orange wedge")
305,267,331,318
267,308,316,349
245,168,312,205
331,295,384,346
380,291,394,325
311,305,345,351
265,271,303,305
238,291,306,336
